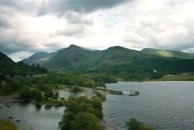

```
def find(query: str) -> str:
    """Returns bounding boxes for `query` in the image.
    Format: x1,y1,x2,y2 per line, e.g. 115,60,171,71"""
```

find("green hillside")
141,48,194,59
22,45,194,80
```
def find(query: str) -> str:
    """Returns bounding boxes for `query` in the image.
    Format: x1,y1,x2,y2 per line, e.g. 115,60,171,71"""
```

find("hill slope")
141,48,194,59
0,52,15,66
22,52,50,65
22,45,194,80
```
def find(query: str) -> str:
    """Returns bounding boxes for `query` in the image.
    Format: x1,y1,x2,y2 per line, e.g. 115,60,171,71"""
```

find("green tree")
127,118,154,130
70,86,82,93
19,87,34,102
33,90,43,102
44,89,54,99
53,91,59,99
60,97,102,130
70,113,101,130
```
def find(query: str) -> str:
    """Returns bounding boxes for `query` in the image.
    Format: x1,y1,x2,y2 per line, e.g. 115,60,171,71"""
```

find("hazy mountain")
141,48,194,59
22,45,194,80
22,52,53,65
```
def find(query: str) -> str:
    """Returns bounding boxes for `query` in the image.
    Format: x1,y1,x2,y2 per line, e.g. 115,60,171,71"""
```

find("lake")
0,90,70,130
1,82,194,130
103,81,194,130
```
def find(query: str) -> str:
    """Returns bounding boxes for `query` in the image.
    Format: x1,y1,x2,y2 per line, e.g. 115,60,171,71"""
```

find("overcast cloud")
0,0,194,61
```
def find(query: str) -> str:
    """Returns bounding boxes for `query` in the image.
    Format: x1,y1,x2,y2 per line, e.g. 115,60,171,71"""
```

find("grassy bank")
159,74,194,81
0,119,18,130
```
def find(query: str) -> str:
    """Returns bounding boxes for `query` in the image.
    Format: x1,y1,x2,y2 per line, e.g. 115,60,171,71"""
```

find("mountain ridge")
21,45,194,81
0,51,15,66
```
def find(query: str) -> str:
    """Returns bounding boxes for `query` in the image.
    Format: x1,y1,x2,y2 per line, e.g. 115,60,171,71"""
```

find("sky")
0,0,194,61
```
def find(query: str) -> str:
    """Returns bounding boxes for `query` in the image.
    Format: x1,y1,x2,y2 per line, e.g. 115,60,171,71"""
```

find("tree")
33,90,43,102
44,89,54,99
53,91,59,99
70,113,101,130
19,87,34,102
60,97,102,130
127,118,154,130
70,86,82,93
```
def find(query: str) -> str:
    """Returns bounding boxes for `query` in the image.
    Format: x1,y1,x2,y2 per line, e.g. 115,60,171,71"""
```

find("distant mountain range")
21,45,194,80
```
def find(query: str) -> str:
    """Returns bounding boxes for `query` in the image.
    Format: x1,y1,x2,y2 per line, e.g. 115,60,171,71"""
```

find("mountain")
0,51,15,66
22,52,51,65
0,51,47,78
141,48,194,59
22,45,194,80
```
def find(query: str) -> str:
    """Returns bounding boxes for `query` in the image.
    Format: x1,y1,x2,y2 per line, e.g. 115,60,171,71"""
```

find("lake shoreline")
0,94,19,104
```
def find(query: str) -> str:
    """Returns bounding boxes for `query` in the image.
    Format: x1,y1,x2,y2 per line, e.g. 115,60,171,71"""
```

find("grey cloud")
0,0,25,11
0,39,33,55
0,18,10,28
0,0,40,15
58,24,85,37
39,0,132,15
0,0,16,7
65,11,93,25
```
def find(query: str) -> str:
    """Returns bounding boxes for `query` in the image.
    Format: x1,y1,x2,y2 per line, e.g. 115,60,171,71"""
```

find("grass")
0,119,18,130
159,74,194,81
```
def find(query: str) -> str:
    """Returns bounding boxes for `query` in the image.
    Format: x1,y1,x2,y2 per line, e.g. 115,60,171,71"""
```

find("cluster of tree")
59,96,103,130
0,62,47,79
0,78,22,95
20,87,43,102
19,85,59,103
127,118,155,130
0,75,59,103
87,64,163,81
39,72,117,87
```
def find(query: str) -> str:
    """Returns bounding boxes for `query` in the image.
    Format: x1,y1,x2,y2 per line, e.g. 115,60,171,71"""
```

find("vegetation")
127,118,154,130
159,74,194,81
0,62,47,79
0,119,18,130
59,96,103,130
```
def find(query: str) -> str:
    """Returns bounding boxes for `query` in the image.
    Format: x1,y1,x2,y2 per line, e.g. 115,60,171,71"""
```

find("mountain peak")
69,44,80,48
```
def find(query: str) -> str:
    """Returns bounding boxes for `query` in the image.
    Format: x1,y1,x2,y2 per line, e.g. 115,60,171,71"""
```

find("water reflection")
35,104,42,111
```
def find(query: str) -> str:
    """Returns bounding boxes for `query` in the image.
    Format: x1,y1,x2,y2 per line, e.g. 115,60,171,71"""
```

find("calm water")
103,81,194,130
1,82,194,130
0,90,69,130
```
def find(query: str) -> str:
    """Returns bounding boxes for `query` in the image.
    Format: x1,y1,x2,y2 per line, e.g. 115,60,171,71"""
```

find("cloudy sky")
0,0,194,61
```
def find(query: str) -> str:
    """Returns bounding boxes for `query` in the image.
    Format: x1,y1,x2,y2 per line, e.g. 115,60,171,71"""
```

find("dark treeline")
0,62,47,79
41,72,116,87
